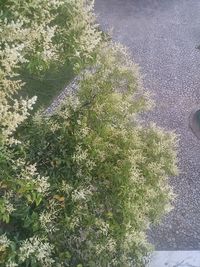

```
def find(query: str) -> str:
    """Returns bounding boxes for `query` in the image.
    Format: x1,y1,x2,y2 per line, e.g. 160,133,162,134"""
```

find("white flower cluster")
0,18,26,95
19,163,50,196
2,195,15,215
95,218,110,236
60,180,73,194
72,186,93,202
1,43,27,74
6,261,18,267
19,236,54,266
0,17,38,144
1,96,37,143
0,95,36,147
65,0,101,63
0,234,11,252
72,143,97,176
1,6,58,71
72,145,88,164
1,0,102,77
35,175,50,195
39,199,60,233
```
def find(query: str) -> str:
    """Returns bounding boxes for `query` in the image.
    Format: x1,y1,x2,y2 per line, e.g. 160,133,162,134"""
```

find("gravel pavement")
95,0,200,250
44,77,79,115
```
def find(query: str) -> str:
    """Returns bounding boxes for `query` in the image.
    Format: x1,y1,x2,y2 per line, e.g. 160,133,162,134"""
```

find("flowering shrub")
0,43,178,266
0,1,178,266
0,0,101,77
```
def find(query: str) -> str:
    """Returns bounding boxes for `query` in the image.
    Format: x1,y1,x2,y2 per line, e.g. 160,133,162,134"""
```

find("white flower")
7,137,21,146
6,261,18,267
35,175,50,195
39,200,60,233
60,180,72,194
72,145,88,163
19,164,50,195
2,195,15,215
19,236,54,266
72,186,94,202
0,234,11,252
25,163,38,177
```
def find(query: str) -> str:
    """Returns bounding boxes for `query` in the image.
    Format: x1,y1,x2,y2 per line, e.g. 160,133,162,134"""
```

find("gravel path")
95,0,200,250
44,77,79,115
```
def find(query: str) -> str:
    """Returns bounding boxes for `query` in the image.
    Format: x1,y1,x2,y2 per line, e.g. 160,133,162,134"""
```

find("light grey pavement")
148,251,200,267
95,0,200,250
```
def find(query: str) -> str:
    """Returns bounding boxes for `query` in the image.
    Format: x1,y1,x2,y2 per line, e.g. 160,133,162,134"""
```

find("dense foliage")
0,0,101,76
0,1,178,266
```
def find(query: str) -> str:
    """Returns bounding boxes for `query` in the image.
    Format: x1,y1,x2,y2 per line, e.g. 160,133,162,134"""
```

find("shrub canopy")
0,1,178,267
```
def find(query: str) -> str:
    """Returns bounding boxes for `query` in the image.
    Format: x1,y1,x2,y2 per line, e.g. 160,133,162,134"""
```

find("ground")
95,0,200,250
20,63,74,110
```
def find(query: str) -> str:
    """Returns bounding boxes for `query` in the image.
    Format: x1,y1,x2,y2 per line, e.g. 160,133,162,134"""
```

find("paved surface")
148,251,200,267
95,0,200,249
44,77,78,115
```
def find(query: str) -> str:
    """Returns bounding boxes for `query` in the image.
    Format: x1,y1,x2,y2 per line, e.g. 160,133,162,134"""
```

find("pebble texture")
44,77,79,115
148,251,200,267
95,0,200,249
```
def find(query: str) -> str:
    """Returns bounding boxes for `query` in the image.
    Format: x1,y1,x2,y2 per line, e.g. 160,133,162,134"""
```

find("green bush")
0,0,102,77
0,0,102,107
0,1,178,266
0,43,178,266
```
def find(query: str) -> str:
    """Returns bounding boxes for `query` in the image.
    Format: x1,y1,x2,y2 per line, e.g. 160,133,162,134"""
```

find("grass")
19,62,74,111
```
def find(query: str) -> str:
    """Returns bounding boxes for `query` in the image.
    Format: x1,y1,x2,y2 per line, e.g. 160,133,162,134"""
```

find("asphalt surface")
95,0,200,250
